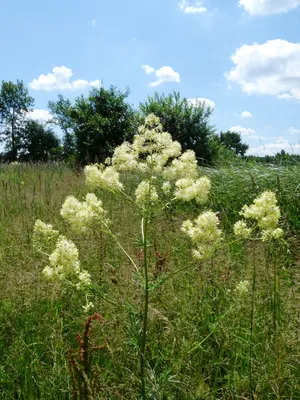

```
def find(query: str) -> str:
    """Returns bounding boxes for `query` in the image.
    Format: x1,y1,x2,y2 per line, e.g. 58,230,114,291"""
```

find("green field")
1,163,300,399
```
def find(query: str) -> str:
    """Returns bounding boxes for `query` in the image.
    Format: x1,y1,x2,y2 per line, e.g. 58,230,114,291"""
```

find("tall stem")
273,245,281,399
249,247,256,398
140,217,149,399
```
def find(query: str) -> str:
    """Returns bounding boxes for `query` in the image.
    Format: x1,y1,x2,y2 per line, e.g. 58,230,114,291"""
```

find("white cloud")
92,18,97,27
142,65,180,87
288,127,300,135
241,111,253,118
188,97,216,109
229,125,256,136
179,0,207,14
226,39,300,101
29,66,101,91
239,0,300,16
27,109,52,123
150,66,181,87
248,142,300,156
90,80,101,88
142,65,155,74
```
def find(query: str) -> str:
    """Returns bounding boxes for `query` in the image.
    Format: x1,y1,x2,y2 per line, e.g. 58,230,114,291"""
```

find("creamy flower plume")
175,177,211,204
60,193,108,232
234,191,283,241
84,165,123,192
135,180,159,206
233,220,251,238
182,211,222,260
234,280,250,295
44,236,91,289
163,150,199,181
33,219,60,250
83,114,211,213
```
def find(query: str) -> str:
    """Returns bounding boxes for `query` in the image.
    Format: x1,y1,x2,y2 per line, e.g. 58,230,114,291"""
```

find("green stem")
249,247,256,398
140,217,149,400
273,245,281,399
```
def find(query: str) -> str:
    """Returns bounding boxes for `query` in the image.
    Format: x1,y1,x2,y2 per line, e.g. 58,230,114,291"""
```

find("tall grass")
0,162,300,399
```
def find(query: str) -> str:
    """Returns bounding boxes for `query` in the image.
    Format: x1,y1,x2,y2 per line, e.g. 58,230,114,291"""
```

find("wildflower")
33,219,59,249
235,191,283,241
182,211,222,260
60,193,108,233
233,220,251,238
84,165,123,191
135,180,159,206
111,142,139,172
261,227,284,242
43,236,91,289
82,301,94,313
175,177,211,204
130,114,181,171
49,236,80,276
234,280,250,295
164,150,199,181
42,265,54,278
76,270,92,288
162,181,172,194
241,191,280,231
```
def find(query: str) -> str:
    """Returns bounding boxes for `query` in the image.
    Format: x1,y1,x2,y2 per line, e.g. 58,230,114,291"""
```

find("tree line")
0,80,250,165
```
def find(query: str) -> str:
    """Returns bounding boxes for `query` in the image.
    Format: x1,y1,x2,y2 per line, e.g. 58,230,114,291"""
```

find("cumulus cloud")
248,142,300,156
142,65,155,74
241,111,253,118
288,127,300,135
27,109,52,123
179,0,207,14
92,18,97,27
142,65,180,87
29,66,101,91
239,0,300,16
229,125,256,136
226,39,300,102
188,97,216,109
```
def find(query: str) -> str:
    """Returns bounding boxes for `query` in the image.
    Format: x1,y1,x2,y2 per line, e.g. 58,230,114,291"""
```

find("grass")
0,162,300,399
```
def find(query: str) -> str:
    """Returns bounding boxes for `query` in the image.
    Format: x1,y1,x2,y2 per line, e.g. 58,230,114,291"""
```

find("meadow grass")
0,163,300,399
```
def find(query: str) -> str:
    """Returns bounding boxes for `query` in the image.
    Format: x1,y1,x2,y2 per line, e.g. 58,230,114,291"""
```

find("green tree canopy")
219,130,249,156
72,86,135,164
48,94,76,159
139,92,216,165
19,120,61,162
48,86,135,164
0,80,34,161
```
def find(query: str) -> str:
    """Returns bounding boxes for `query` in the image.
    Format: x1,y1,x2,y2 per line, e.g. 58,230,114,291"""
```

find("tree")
139,92,216,164
48,86,135,165
19,120,61,162
219,130,249,156
48,94,76,159
71,86,135,164
0,80,34,161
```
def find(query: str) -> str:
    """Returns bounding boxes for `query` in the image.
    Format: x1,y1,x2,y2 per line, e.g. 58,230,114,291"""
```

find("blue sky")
1,0,300,155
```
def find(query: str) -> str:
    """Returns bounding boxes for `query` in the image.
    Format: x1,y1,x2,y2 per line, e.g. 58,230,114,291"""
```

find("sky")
1,0,300,156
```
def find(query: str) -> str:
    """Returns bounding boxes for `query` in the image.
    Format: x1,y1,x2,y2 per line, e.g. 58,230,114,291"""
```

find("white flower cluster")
84,165,123,192
182,211,222,260
175,177,211,204
84,114,211,207
135,180,159,206
234,280,250,295
43,236,91,289
33,220,60,249
33,220,91,290
234,191,283,241
163,150,198,181
60,193,109,233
